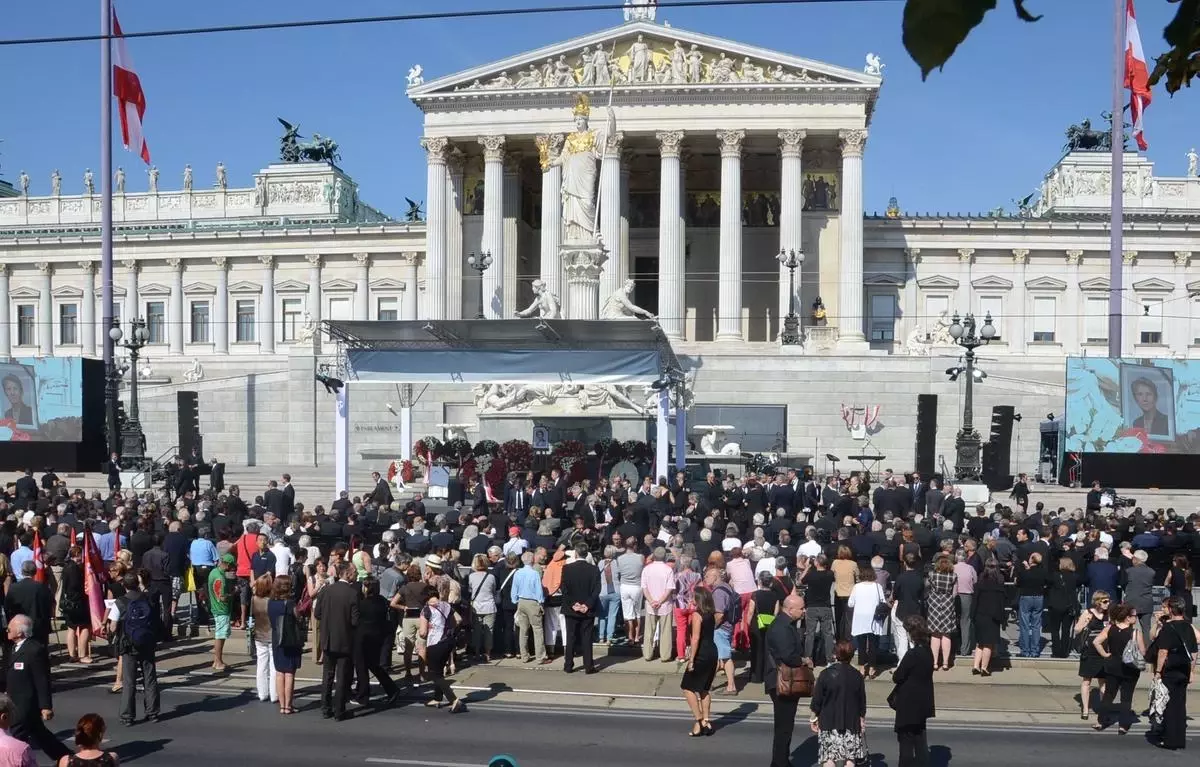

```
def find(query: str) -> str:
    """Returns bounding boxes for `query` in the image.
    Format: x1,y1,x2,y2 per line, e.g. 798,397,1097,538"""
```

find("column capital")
957,248,974,263
1174,250,1192,266
353,253,371,267
420,136,450,163
477,135,507,162
35,261,52,276
212,256,229,270
304,253,322,267
839,129,868,158
1122,250,1137,265
0,264,10,277
258,255,275,269
165,257,183,271
1011,248,1030,264
401,251,424,266
1065,249,1083,264
563,244,608,283
905,248,921,263
77,260,96,274
716,129,745,158
447,147,467,173
778,129,806,157
122,258,139,273
603,131,625,158
535,134,565,171
656,130,685,159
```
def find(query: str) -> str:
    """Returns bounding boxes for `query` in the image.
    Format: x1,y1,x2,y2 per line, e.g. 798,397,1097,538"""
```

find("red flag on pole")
31,530,46,584
112,5,151,164
82,529,109,636
1124,0,1151,150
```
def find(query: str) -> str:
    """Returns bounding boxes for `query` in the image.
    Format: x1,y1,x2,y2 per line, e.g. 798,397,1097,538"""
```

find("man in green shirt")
208,553,235,672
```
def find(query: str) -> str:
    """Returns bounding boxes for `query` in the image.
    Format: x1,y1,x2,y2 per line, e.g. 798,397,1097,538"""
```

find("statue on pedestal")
18,171,28,196
115,167,125,194
296,311,317,343
84,169,94,195
601,279,655,320
148,165,159,193
551,94,613,244
50,170,61,196
515,279,562,319
1189,147,1198,177
930,310,955,346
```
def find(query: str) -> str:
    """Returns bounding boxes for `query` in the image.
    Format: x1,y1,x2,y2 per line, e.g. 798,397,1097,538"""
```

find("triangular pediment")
917,275,959,289
275,279,310,294
1132,277,1174,292
139,282,170,297
10,286,40,299
971,275,1013,290
51,285,84,299
369,277,408,291
1079,277,1111,292
228,280,261,294
864,274,904,287
1026,276,1067,291
322,278,358,292
410,20,878,100
184,281,216,295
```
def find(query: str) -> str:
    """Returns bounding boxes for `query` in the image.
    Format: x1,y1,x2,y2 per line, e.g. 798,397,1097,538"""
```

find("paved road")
40,681,1195,767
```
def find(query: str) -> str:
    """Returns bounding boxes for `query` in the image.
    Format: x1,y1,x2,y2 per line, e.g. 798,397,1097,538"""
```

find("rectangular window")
1085,296,1108,343
1139,297,1163,344
377,297,398,321
235,299,256,343
1031,296,1056,342
58,303,78,345
869,294,897,342
281,298,302,342
16,305,35,347
978,296,1003,341
328,297,351,321
189,301,211,344
145,301,166,343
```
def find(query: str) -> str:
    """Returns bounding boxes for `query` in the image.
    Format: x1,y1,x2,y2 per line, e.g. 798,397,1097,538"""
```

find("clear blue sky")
1,0,1194,217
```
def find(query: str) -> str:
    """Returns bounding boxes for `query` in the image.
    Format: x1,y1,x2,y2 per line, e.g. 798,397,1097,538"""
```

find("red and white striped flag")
31,530,46,584
112,6,150,164
1124,0,1151,151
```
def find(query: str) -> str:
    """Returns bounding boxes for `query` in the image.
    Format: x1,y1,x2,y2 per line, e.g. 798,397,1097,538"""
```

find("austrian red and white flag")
112,6,150,164
1124,0,1152,151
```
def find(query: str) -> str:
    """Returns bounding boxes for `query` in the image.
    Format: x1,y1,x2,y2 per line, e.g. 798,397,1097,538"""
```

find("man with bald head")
764,593,812,767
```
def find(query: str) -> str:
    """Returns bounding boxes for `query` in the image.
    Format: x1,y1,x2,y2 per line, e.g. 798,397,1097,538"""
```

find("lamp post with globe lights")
467,251,493,319
109,317,151,465
946,311,995,481
776,248,803,345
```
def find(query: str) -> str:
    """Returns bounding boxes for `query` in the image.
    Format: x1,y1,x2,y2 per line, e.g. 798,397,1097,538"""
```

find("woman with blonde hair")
250,573,277,703
1073,590,1111,719
105,561,129,694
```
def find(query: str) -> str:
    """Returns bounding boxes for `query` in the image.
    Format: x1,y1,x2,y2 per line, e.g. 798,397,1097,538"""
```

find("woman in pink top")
673,557,701,661
952,549,978,655
725,548,756,651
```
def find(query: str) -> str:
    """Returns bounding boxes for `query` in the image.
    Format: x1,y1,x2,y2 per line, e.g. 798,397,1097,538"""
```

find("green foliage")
1150,0,1200,93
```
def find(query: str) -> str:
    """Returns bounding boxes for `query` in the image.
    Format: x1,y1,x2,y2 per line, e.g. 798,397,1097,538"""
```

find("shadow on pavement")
712,701,756,730
931,744,953,767
464,682,514,704
114,738,172,763
154,691,254,723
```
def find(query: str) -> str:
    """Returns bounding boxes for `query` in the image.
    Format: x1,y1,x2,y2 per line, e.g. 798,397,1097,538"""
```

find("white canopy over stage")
323,319,688,493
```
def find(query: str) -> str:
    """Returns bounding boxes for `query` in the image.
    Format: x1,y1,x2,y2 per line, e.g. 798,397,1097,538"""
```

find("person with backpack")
706,567,741,695
107,571,160,725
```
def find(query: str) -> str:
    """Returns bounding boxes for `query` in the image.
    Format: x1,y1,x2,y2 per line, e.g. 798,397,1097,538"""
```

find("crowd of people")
0,462,1196,764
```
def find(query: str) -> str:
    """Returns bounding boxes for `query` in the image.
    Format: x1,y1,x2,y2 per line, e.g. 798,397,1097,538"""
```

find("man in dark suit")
909,472,927,514
763,594,811,767
368,471,393,508
171,458,193,502
560,543,601,674
470,477,488,517
13,470,36,507
106,452,123,492
4,563,52,646
5,615,69,762
314,562,360,721
263,480,286,519
280,473,296,518
923,479,945,519
209,459,225,493
506,481,532,523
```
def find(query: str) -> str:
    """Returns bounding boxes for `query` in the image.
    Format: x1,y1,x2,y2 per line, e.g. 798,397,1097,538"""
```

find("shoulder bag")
873,584,891,624
1121,624,1146,670
777,661,815,698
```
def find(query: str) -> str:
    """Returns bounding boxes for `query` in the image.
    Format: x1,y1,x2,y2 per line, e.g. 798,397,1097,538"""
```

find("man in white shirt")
798,527,823,558
271,539,294,577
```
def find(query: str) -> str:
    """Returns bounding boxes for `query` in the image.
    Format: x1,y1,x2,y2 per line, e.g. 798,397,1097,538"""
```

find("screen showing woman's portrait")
0,368,36,428
1119,364,1175,440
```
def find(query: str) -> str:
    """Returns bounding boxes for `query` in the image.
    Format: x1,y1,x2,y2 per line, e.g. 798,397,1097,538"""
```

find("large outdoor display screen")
0,358,83,442
1065,357,1200,454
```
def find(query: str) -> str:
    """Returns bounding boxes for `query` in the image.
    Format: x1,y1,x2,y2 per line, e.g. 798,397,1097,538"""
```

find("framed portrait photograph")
0,362,38,430
1119,363,1175,441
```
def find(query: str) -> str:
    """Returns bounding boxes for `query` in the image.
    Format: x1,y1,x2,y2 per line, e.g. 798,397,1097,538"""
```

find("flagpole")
101,0,117,455
1108,0,1124,359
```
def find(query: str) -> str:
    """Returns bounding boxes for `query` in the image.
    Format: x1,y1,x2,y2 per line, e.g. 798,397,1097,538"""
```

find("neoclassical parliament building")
3,7,1199,477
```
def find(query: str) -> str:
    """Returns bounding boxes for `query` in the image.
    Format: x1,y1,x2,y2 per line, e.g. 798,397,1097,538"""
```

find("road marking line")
365,760,481,767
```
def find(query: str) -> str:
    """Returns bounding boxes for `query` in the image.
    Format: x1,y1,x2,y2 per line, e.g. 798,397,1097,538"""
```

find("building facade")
3,13,1199,479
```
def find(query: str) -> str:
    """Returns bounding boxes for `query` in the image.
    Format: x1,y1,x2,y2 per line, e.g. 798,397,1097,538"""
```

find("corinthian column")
478,135,506,319
778,129,805,339
502,151,521,316
260,255,276,353
536,134,565,311
837,129,868,350
599,131,624,302
123,259,139,332
0,266,10,358
420,136,449,320
565,249,608,320
167,257,184,354
214,256,230,354
36,262,53,356
445,149,465,319
716,129,745,341
656,131,685,340
79,261,96,356
353,253,370,320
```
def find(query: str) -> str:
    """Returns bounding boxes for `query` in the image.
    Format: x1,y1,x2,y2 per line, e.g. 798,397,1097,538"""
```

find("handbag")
1120,625,1146,670
873,585,890,624
275,601,304,651
776,662,814,698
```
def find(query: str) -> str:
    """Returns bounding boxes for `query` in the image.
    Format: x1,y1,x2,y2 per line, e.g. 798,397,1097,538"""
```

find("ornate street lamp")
947,311,995,481
777,248,803,345
109,317,151,466
466,251,493,319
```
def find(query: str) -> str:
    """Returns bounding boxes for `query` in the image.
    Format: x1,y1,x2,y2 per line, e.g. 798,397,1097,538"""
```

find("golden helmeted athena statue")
550,94,615,244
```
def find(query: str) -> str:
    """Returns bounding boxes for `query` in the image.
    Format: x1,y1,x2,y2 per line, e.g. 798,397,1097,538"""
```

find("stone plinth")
563,242,609,320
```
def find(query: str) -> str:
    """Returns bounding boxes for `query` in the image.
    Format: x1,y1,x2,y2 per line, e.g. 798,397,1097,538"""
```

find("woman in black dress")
1092,602,1144,733
268,574,304,715
681,587,718,737
1153,596,1199,750
1164,555,1194,619
1073,591,1110,720
970,562,1006,677
890,615,936,767
749,571,781,683
60,546,93,663
1044,558,1080,658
